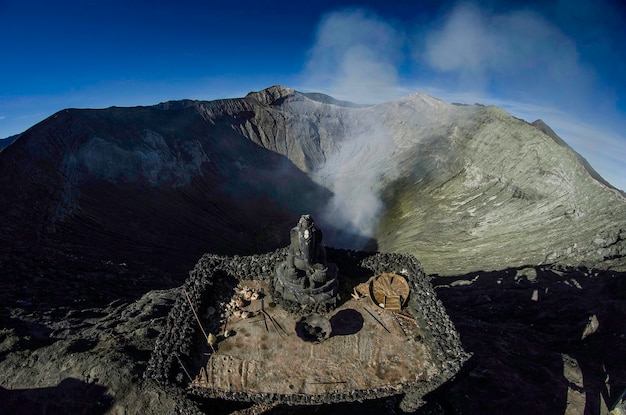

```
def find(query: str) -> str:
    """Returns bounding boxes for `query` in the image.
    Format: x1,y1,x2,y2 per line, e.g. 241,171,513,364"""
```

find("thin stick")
261,310,281,334
247,314,269,331
392,313,408,337
269,313,288,336
261,312,269,332
394,312,416,322
261,310,287,337
183,289,209,341
261,299,269,332
364,307,391,333
175,354,193,383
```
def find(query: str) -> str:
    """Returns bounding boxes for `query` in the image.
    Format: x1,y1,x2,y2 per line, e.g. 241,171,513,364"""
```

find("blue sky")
1,0,625,190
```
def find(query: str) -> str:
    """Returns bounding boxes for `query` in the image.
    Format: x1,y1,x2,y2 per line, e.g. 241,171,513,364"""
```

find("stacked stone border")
144,248,470,411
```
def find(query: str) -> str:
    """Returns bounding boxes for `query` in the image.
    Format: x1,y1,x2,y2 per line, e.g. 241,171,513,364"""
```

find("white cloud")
303,9,403,104
422,3,584,98
299,2,625,193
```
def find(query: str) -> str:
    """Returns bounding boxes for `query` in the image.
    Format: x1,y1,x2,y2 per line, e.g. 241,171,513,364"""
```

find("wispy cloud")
299,2,625,192
422,3,585,98
303,8,403,104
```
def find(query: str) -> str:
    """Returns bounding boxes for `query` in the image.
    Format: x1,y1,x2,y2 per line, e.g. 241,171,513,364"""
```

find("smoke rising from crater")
304,9,402,248
304,9,403,105
312,117,397,249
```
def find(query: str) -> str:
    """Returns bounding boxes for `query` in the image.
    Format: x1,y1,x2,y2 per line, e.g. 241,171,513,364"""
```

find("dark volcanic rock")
1,258,624,414
0,288,182,414
431,266,626,414
0,94,332,303
0,134,19,151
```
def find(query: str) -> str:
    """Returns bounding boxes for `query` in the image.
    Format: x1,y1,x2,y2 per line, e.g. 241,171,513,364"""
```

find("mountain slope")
0,134,19,151
0,98,332,280
222,86,626,274
1,85,625,414
372,99,626,273
0,85,624,285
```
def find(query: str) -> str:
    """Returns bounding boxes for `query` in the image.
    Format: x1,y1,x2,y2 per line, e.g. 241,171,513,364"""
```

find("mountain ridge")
0,133,19,151
0,85,624,280
531,118,625,196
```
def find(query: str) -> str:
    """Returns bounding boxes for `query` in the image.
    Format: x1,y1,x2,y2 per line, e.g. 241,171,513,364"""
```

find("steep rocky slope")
207,86,626,275
1,85,623,280
0,97,331,283
372,99,626,274
0,134,19,151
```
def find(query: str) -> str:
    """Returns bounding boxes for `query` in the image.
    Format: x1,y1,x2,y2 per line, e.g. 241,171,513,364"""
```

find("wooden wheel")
369,273,410,311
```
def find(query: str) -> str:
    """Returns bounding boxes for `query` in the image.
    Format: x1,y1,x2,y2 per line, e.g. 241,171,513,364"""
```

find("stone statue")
272,214,339,311
286,215,327,287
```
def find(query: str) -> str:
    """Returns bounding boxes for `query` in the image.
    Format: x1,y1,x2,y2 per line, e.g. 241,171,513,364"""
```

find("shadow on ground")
428,265,626,415
0,377,113,415
0,313,57,364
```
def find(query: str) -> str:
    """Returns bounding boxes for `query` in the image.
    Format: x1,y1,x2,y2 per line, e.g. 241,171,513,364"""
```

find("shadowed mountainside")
0,134,19,151
0,98,334,282
1,85,625,287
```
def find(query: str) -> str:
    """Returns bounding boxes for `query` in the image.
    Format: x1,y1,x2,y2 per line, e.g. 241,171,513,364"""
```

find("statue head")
295,215,319,263
298,214,314,229
296,214,315,240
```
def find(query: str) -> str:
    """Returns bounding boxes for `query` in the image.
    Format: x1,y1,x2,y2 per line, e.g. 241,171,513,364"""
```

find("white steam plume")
313,117,397,248
304,9,403,104
301,3,626,244
303,9,402,248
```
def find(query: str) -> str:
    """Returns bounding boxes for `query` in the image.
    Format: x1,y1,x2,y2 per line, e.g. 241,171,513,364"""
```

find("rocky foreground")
1,252,624,414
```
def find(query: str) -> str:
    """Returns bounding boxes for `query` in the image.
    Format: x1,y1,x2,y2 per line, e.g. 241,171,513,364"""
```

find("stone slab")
190,281,438,399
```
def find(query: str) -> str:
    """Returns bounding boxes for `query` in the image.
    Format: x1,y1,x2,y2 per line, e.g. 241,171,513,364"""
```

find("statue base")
271,262,339,314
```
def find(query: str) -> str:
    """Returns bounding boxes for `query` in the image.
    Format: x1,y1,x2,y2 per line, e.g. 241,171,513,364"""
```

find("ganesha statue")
272,215,339,311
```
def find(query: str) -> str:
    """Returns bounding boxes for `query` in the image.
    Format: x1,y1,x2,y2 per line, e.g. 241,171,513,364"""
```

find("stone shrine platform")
145,249,470,412
190,281,437,399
